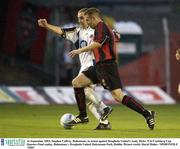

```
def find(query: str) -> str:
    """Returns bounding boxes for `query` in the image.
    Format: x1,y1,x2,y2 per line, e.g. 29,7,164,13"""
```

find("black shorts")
82,61,123,91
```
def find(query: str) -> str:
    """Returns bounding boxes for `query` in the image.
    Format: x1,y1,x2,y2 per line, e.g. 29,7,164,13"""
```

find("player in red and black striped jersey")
93,21,117,63
69,8,156,130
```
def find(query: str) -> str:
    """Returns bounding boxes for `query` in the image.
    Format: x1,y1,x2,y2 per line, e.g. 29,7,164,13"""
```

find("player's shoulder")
88,27,95,32
76,27,81,32
63,27,76,32
95,21,108,30
98,21,106,26
62,24,80,33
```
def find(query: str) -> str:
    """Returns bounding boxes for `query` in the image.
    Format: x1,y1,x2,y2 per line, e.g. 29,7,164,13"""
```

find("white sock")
87,102,109,124
99,101,107,112
85,87,107,112
87,102,101,120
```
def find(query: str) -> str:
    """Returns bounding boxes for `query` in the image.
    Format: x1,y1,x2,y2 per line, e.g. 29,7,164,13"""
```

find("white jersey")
63,26,95,73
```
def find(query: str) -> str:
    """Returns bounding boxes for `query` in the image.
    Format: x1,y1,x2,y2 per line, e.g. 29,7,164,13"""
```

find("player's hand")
68,49,81,58
176,49,180,61
38,19,48,28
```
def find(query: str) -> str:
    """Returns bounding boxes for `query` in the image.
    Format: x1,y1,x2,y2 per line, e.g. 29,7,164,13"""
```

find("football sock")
85,87,107,112
74,87,87,117
99,101,107,112
88,102,109,124
122,95,150,118
88,102,101,120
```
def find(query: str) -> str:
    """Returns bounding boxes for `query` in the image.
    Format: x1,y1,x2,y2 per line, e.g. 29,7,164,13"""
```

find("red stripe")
108,26,117,60
124,96,130,105
103,43,112,60
93,48,100,63
97,22,103,43
93,22,103,63
129,97,144,112
78,94,84,109
122,95,128,105
103,24,116,61
113,42,117,60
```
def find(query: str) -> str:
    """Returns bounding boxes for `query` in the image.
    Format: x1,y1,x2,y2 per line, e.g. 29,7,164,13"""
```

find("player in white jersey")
38,8,112,130
62,24,94,74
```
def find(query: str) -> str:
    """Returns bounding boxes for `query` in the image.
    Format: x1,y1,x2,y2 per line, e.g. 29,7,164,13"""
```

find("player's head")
84,8,102,28
77,8,88,28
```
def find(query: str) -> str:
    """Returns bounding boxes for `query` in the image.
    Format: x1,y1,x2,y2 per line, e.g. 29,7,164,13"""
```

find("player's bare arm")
176,49,180,61
38,19,64,35
68,42,101,58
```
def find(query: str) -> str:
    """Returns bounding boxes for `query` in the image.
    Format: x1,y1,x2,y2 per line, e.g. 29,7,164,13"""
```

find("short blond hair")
84,7,102,18
78,8,88,13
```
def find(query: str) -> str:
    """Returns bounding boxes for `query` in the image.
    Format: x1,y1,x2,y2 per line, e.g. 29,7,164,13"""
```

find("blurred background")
0,0,180,105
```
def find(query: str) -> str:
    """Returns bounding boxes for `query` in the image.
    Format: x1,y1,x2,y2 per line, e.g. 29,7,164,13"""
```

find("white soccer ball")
60,113,75,129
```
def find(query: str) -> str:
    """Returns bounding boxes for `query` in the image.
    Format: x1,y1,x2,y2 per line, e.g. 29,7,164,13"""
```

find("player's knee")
111,89,124,103
178,84,180,95
72,78,79,88
112,94,121,103
72,77,82,88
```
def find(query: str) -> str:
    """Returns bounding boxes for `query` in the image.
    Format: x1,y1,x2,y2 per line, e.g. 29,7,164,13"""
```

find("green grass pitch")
0,104,180,138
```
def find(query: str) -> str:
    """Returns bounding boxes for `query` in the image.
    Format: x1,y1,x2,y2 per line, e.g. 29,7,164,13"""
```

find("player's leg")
82,67,113,121
96,62,155,130
87,102,111,130
69,66,112,125
111,89,155,130
87,101,101,120
86,89,112,130
111,88,150,116
69,73,92,124
85,86,113,121
69,66,100,125
85,87,106,110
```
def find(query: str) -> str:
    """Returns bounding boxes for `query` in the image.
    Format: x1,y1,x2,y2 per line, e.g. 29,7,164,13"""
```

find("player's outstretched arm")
37,19,64,35
68,42,101,58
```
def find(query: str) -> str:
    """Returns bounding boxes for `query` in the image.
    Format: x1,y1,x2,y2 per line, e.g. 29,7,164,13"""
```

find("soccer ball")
60,113,75,129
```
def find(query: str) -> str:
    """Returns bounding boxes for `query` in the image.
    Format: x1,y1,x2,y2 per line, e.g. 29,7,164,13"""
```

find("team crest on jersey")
80,40,88,48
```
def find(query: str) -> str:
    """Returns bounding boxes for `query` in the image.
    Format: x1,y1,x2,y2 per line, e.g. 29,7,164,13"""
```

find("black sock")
74,87,87,117
122,95,149,118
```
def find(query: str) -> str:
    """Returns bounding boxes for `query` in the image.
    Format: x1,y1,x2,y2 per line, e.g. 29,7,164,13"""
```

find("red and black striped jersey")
93,21,117,64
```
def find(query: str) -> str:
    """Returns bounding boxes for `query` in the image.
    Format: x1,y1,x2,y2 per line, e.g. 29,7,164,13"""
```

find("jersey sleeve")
61,27,78,43
94,22,110,45
112,29,120,42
